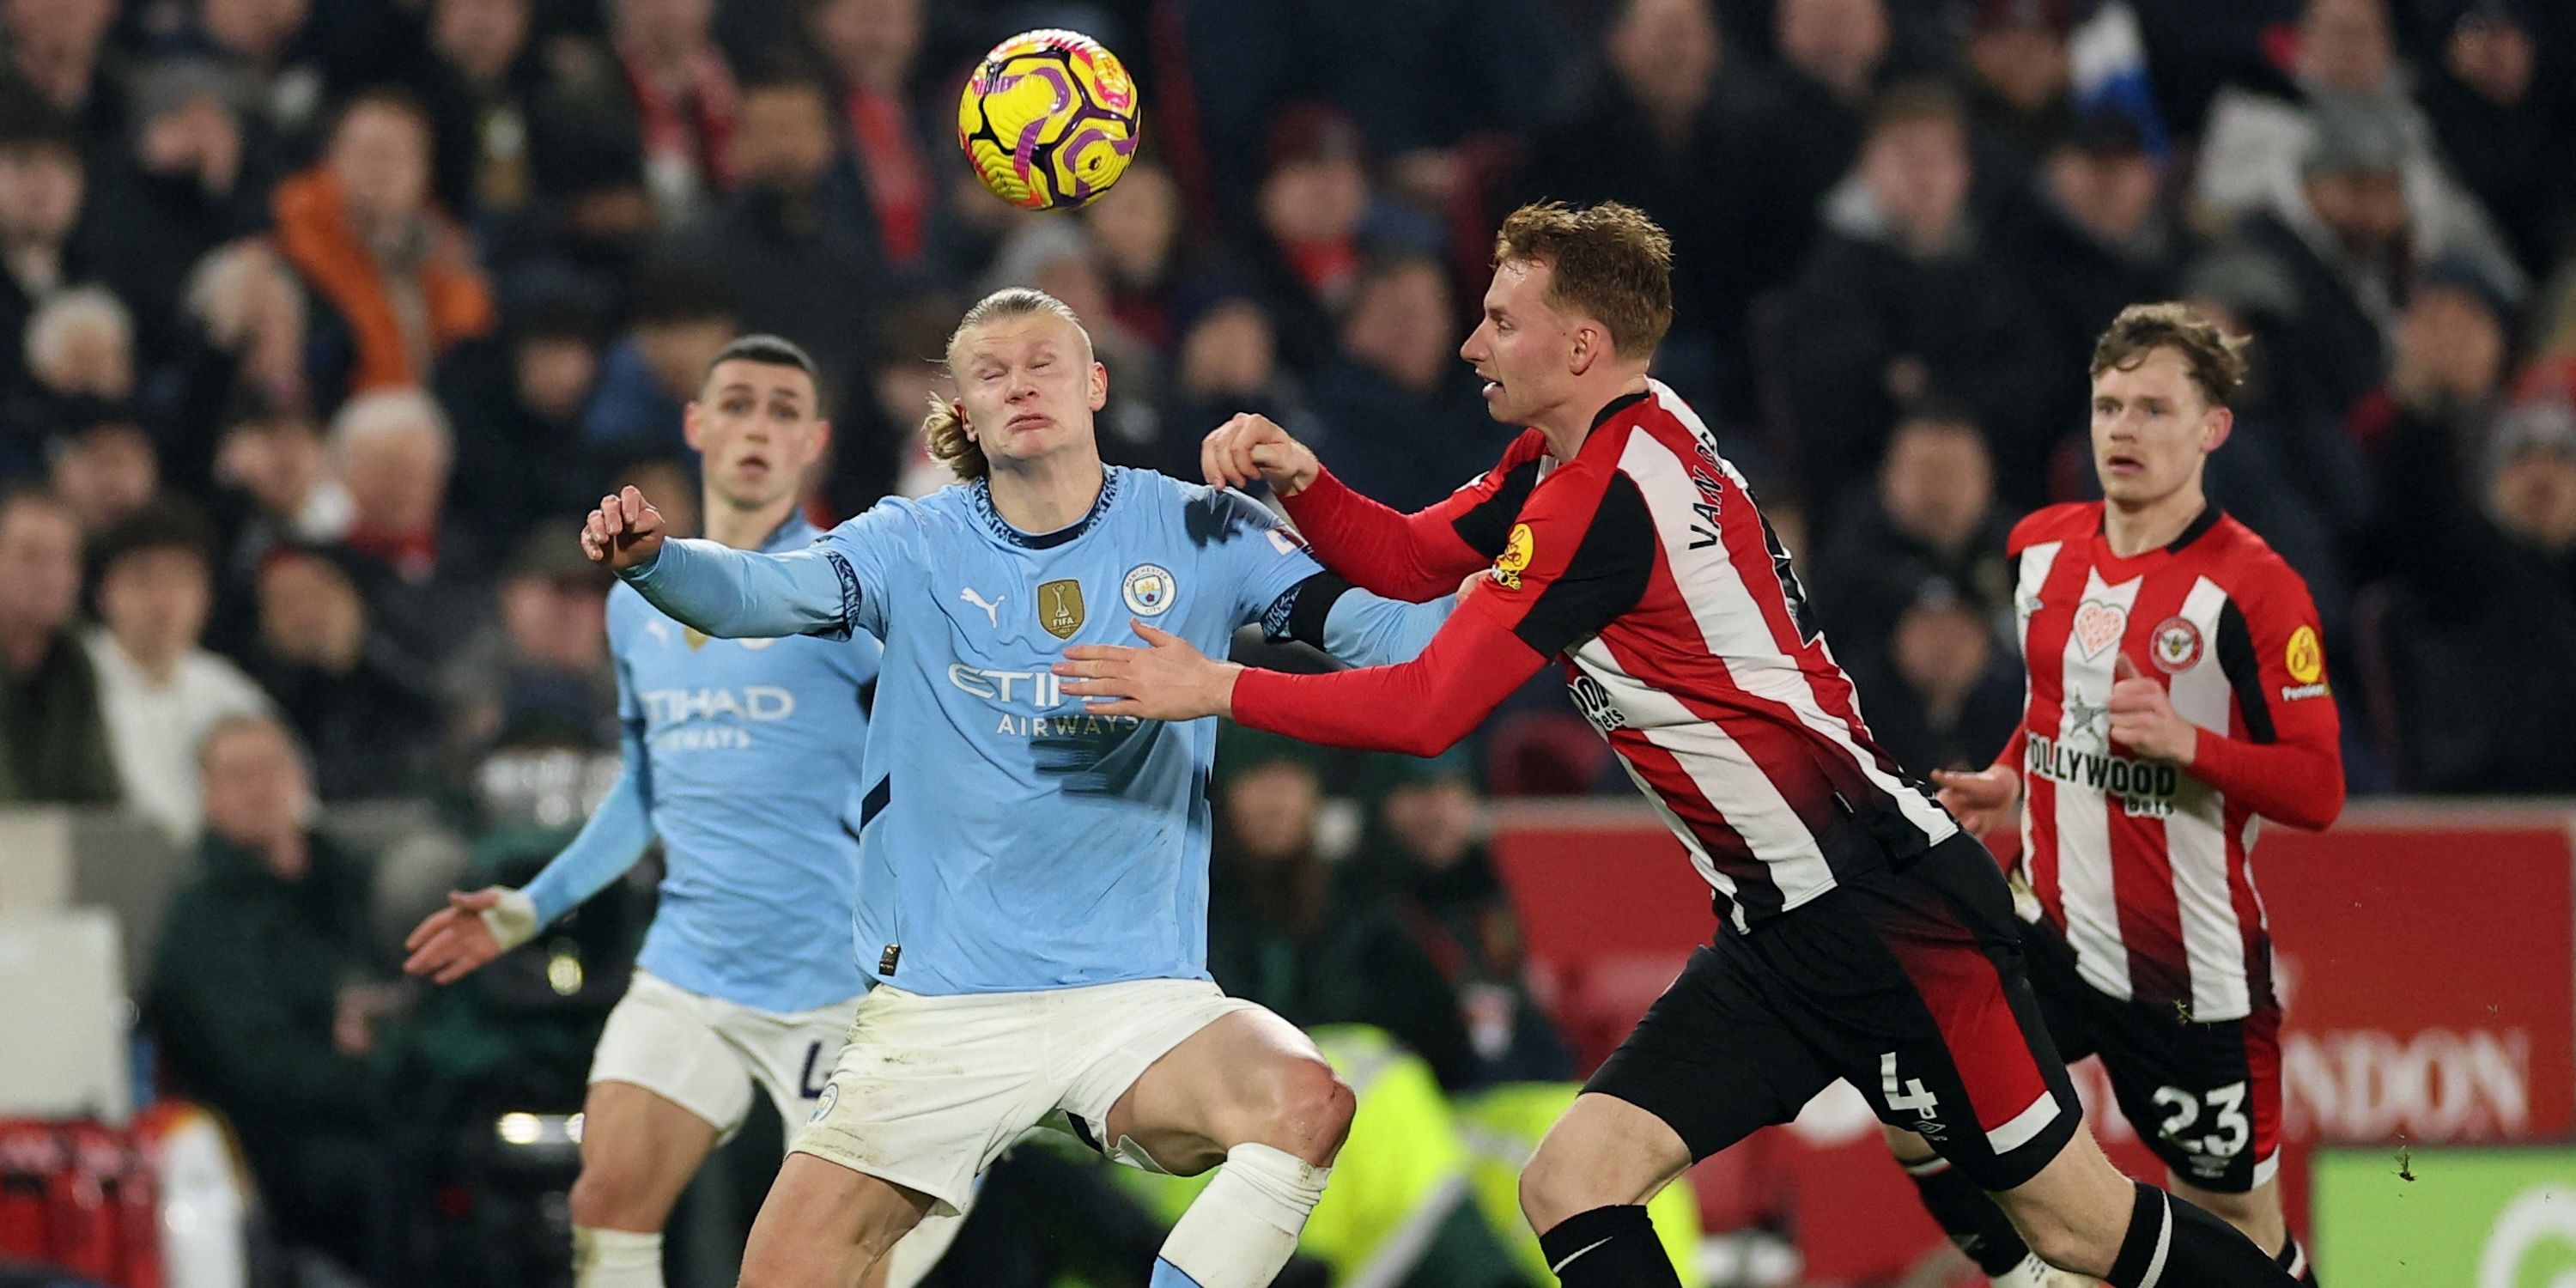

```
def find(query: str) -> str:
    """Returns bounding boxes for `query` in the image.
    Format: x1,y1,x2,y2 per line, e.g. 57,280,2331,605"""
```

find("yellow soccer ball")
957,28,1141,211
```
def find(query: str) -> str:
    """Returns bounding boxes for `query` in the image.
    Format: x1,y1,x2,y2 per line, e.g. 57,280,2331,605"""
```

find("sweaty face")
2090,348,2224,511
951,314,1105,471
688,358,828,513
1459,258,1581,428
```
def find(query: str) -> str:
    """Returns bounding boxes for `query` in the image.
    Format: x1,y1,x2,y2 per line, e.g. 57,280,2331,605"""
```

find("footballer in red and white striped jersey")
1191,379,2079,1190
1498,382,1959,926
1231,381,1960,928
1069,229,2323,1285
2005,501,2342,1025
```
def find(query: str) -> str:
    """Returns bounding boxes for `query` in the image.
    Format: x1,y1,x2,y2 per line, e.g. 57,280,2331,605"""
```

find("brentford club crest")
2151,616,2204,673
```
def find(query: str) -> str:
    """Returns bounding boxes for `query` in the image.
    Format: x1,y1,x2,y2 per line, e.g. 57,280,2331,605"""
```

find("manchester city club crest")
1122,563,1175,617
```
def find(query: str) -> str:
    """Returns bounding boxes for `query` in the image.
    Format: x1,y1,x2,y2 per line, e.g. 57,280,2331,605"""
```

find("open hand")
1201,413,1321,495
580,486,666,572
1930,764,2021,836
1054,621,1242,721
2108,653,2198,763
401,887,536,985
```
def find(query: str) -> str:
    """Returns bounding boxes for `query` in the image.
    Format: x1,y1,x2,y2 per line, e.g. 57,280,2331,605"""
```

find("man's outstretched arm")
1237,605,1550,756
582,486,854,639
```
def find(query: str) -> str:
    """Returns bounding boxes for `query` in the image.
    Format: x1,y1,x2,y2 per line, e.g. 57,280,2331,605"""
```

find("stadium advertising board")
1490,801,2576,1281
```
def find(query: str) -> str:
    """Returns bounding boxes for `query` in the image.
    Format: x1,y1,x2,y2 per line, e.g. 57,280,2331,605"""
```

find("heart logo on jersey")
2072,599,2127,661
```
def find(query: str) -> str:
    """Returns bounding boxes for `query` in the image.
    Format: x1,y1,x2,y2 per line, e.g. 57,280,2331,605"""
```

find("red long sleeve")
1232,598,1550,756
1278,434,1549,602
1276,468,1482,600
2189,730,2344,831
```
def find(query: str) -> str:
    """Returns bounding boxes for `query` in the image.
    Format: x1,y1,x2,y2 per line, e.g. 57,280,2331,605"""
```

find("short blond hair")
921,288,1093,482
1492,201,1674,361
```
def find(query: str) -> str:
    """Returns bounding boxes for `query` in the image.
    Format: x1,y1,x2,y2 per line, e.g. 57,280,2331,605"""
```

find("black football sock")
1900,1154,2032,1275
1536,1204,1684,1287
2105,1182,2298,1286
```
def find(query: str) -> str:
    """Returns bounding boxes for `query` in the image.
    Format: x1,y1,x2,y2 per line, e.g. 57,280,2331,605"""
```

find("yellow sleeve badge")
2284,624,2323,683
1492,523,1534,591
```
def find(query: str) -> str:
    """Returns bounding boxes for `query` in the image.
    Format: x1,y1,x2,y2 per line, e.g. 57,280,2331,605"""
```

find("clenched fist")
1201,413,1321,495
580,486,666,572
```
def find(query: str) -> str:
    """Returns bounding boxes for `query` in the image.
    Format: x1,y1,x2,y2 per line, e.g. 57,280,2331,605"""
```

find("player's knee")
1518,1138,1631,1235
1244,1054,1352,1163
568,1160,669,1232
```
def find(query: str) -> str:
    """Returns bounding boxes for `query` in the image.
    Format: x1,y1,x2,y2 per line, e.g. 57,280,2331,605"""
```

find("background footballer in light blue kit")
526,513,882,1014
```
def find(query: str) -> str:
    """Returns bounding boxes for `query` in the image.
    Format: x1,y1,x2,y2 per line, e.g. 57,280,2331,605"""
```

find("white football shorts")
789,977,1257,1217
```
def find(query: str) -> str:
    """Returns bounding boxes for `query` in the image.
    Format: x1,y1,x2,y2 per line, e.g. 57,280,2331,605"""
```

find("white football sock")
1154,1143,1330,1288
573,1226,663,1288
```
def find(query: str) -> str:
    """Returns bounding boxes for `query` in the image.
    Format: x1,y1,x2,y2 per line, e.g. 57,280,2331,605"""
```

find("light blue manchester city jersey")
584,516,882,1012
816,468,1317,994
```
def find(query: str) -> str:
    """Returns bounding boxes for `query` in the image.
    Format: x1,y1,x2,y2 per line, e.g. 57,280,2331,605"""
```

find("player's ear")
2202,405,2233,453
1567,321,1601,378
811,417,833,457
681,400,704,452
1089,361,1109,412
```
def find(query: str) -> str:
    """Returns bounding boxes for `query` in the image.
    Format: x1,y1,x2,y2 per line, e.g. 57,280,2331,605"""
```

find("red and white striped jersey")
1496,386,1957,929
2006,502,2344,1022
1244,381,1958,932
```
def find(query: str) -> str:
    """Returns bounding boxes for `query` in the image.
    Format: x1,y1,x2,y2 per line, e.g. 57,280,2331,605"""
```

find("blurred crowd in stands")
3,0,2574,1281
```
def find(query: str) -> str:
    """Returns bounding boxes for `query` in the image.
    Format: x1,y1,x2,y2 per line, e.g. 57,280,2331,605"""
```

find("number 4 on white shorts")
1881,1051,1941,1119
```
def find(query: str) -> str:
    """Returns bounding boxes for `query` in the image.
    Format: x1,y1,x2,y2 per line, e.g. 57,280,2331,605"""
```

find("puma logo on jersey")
961,586,1005,628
